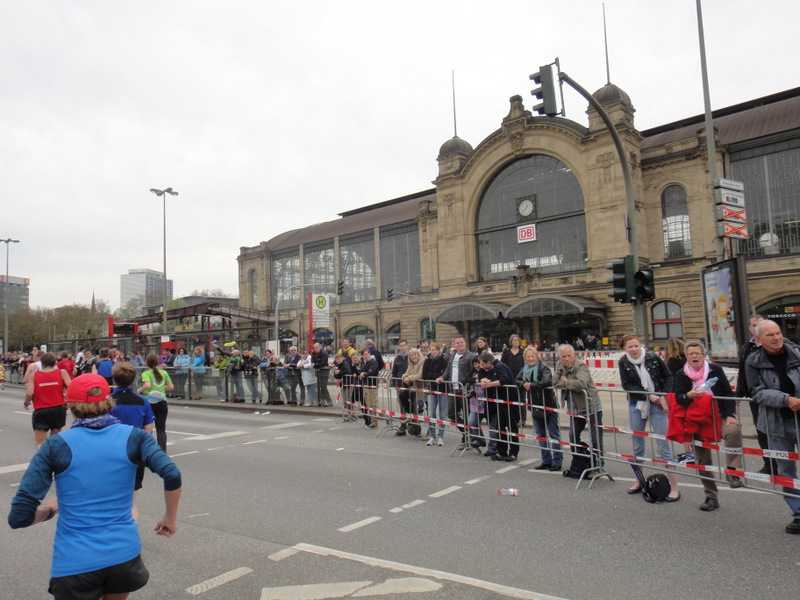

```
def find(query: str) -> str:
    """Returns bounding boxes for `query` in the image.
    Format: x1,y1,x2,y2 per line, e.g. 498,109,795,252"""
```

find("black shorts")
49,555,149,600
31,405,67,432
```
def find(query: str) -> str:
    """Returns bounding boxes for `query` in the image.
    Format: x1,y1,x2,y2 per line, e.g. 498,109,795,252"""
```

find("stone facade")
238,84,800,354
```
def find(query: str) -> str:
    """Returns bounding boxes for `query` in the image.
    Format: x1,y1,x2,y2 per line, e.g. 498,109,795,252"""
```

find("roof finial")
451,70,458,138
603,2,611,85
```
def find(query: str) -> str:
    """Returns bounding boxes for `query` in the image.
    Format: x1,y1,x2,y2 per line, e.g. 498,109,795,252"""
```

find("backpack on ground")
563,442,595,479
630,462,671,503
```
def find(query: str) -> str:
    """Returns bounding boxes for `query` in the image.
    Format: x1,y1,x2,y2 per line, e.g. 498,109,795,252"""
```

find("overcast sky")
2,0,797,311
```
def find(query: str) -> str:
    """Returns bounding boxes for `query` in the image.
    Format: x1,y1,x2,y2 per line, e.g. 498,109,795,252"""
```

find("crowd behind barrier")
5,350,798,501
336,374,800,500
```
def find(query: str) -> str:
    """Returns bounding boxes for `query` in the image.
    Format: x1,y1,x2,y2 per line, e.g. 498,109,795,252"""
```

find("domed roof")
438,136,473,159
592,83,632,107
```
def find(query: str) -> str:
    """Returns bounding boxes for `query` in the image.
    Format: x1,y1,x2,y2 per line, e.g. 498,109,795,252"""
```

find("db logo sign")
517,224,537,243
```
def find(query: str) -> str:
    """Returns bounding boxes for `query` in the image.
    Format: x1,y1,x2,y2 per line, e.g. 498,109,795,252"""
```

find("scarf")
70,414,120,429
684,360,712,398
625,350,655,393
522,362,539,382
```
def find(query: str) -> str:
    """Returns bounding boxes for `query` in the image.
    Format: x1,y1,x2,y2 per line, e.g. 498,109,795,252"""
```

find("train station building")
237,84,800,353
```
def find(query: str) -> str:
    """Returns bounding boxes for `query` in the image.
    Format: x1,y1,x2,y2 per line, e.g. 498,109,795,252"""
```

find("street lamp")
149,187,178,336
1,238,20,355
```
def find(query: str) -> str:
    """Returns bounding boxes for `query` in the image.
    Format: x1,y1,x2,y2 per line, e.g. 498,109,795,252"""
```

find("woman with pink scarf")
670,340,739,512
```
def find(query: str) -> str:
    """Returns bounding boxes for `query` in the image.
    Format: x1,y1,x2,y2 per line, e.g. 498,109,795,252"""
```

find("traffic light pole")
559,72,647,343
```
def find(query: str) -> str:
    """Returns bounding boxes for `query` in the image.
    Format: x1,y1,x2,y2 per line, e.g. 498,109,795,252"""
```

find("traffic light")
606,255,635,303
529,64,558,117
387,288,394,302
635,268,655,302
337,280,344,295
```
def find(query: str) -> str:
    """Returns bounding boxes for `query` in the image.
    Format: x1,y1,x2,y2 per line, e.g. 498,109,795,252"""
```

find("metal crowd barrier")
338,375,800,499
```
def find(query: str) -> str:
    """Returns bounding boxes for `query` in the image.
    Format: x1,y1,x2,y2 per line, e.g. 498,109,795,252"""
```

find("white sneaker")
426,438,435,446
437,438,445,446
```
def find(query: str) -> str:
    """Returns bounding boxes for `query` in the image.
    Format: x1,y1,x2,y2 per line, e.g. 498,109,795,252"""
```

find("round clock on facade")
518,199,534,217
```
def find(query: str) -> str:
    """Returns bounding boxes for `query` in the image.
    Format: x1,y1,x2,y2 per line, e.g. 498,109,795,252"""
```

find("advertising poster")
701,257,749,364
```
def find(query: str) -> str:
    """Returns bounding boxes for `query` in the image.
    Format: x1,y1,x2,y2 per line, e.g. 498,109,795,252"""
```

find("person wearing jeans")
422,343,448,445
617,334,679,500
517,346,562,471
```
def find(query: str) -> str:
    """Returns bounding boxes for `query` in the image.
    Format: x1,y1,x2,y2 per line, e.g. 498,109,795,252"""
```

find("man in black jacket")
479,352,520,461
311,343,331,407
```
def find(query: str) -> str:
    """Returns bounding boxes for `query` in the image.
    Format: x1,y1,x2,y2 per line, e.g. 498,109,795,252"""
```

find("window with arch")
652,301,682,339
344,325,375,350
661,185,692,259
272,251,301,309
248,268,258,308
385,323,402,352
476,154,587,280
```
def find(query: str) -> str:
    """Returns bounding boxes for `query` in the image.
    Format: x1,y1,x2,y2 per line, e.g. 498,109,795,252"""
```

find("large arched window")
476,155,586,280
661,185,692,259
651,301,682,339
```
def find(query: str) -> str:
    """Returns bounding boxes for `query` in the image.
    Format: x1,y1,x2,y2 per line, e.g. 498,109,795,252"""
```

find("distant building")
120,268,173,309
0,275,30,315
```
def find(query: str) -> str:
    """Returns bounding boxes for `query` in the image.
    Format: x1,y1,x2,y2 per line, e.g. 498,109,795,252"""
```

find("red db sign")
517,224,537,243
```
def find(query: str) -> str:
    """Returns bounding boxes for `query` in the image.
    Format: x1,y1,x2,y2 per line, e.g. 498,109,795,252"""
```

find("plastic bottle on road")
498,488,519,496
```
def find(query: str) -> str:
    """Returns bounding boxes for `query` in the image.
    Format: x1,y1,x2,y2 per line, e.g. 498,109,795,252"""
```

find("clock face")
518,199,534,217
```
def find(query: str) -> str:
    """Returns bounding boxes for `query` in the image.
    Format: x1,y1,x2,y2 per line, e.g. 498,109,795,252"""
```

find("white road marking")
274,436,291,440
183,430,248,441
338,516,382,532
268,547,300,561
260,581,372,599
187,513,210,519
206,445,235,451
0,463,29,475
243,439,268,445
311,429,325,433
295,543,569,600
495,465,519,474
518,458,538,466
170,451,199,458
464,475,491,485
352,577,442,596
390,499,426,513
428,486,461,498
185,566,253,595
260,422,305,430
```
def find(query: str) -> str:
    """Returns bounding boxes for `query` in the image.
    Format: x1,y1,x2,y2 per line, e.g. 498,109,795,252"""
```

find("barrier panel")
339,374,800,500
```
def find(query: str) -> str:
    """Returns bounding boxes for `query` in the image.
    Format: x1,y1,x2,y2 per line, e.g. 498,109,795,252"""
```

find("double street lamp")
2,238,20,354
149,188,179,336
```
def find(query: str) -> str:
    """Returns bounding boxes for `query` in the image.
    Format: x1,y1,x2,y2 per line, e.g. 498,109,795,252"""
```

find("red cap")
67,374,111,403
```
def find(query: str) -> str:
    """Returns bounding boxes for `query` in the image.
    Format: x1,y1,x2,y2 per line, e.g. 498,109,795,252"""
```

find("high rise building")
0,275,30,315
120,268,173,310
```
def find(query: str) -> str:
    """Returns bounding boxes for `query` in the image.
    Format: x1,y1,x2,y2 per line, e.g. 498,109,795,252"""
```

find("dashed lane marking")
170,451,199,458
390,499,426,513
338,516,382,532
260,422,305,430
464,475,491,485
428,485,461,498
0,463,28,475
185,566,253,595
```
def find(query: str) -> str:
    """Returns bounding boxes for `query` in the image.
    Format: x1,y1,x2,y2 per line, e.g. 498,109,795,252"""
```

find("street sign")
712,178,744,192
312,293,330,327
714,188,745,207
715,204,747,223
717,221,749,239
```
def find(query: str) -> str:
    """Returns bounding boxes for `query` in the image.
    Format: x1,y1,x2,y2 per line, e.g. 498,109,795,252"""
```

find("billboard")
701,256,750,364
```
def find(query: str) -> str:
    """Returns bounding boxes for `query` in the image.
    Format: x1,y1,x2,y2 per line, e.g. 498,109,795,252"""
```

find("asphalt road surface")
1,385,798,600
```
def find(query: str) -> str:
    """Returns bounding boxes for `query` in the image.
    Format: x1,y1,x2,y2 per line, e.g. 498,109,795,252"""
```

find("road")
1,385,798,600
